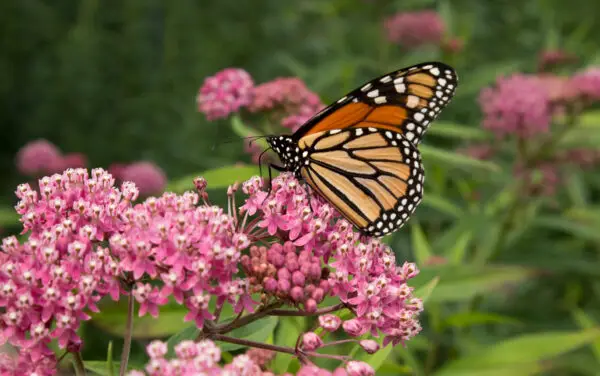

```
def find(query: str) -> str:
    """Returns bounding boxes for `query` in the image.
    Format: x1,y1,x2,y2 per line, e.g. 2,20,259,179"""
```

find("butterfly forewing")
299,128,424,237
293,62,458,146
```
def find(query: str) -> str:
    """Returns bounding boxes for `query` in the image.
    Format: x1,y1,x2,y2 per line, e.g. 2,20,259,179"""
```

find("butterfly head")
267,135,302,173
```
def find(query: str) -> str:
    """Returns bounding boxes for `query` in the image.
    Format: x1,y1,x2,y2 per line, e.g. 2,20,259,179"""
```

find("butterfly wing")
293,62,458,145
299,127,423,237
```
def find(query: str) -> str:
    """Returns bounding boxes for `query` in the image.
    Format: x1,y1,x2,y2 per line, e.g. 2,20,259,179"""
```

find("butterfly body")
266,62,457,237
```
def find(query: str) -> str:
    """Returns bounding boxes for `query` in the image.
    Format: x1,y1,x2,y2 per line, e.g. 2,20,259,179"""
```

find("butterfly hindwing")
299,127,424,237
293,62,458,145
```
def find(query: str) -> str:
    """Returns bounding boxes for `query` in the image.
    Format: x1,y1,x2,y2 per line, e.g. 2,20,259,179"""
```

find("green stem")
72,351,87,376
119,294,135,376
213,302,283,333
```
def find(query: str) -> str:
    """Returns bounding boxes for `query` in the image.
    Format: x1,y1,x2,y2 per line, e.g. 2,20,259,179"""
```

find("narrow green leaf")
420,145,500,173
166,326,201,357
422,193,463,218
414,276,439,303
231,115,269,150
533,215,600,242
411,222,432,265
564,174,588,207
106,341,114,376
448,231,472,265
411,265,532,303
435,328,600,375
442,311,521,329
427,121,489,141
84,361,127,376
273,317,304,374
571,309,600,362
353,338,393,371
168,165,260,193
218,316,279,352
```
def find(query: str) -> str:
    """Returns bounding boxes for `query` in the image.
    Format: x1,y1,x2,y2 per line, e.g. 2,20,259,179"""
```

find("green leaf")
106,341,114,376
231,115,269,150
375,362,413,375
167,165,260,193
0,207,19,227
447,231,472,265
420,145,500,173
533,215,600,243
410,222,432,265
422,193,463,218
414,276,439,303
166,325,201,357
571,309,600,362
218,316,279,352
411,265,532,303
442,311,521,329
273,317,304,374
84,361,134,376
353,337,393,371
434,328,600,376
92,300,189,339
427,121,489,141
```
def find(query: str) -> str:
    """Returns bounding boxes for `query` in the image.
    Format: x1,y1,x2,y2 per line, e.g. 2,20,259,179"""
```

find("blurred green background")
3,0,600,375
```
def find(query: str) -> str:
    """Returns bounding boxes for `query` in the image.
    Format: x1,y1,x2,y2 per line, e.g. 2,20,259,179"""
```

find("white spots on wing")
368,127,377,132
395,84,406,93
380,75,392,83
355,129,364,136
337,96,348,103
406,132,415,141
374,96,387,104
330,129,342,134
367,89,379,98
414,113,425,122
430,67,440,76
302,151,309,157
438,78,447,87
406,95,419,108
406,122,415,131
361,83,373,92
393,77,404,84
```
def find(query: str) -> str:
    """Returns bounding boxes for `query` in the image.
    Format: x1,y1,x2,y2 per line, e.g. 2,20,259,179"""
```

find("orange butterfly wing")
293,62,458,145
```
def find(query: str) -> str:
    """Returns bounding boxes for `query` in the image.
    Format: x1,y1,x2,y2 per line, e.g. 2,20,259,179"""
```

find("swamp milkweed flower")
0,167,421,375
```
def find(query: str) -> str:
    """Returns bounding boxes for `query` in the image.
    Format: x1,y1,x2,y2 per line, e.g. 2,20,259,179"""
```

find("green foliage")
4,0,600,374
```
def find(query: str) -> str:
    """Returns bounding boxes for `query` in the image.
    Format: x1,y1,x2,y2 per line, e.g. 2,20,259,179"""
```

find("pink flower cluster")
197,68,254,120
479,74,552,138
109,161,167,197
570,67,600,102
129,340,372,376
16,139,86,177
384,11,445,48
0,168,423,374
240,174,423,346
248,77,324,132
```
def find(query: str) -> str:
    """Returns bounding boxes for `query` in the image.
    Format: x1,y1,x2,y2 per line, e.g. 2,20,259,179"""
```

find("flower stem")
214,302,282,333
211,333,297,355
119,293,135,376
72,351,87,376
270,303,345,316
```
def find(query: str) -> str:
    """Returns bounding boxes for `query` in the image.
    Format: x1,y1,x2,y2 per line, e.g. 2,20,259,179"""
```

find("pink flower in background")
384,11,445,48
441,37,464,54
248,77,324,131
570,67,600,102
60,152,87,170
197,68,255,120
15,139,63,176
479,74,551,138
16,140,88,178
457,143,495,160
120,161,167,196
538,49,576,71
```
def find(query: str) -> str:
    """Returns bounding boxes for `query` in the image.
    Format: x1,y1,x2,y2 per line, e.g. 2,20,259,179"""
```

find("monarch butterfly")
266,62,458,237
